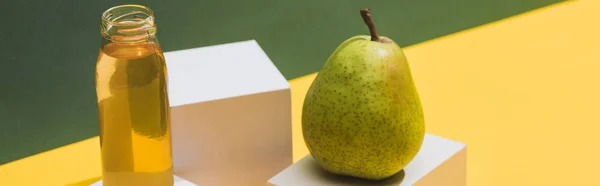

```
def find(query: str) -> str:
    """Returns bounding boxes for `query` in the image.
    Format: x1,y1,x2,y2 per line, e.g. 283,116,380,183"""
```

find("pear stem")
360,8,381,42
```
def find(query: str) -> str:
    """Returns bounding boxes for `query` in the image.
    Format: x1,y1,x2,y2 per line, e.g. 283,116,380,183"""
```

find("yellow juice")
95,41,173,186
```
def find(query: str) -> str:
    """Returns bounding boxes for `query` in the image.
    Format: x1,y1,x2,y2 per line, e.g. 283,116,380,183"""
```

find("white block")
90,175,197,186
268,134,466,186
165,40,293,186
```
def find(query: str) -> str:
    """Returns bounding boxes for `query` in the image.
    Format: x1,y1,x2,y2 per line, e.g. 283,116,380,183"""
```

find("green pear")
302,8,425,180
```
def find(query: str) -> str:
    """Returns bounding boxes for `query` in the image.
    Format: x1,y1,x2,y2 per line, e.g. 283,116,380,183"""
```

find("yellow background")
1,0,599,185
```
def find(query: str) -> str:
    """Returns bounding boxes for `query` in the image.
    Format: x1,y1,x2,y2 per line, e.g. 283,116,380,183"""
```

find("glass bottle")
95,4,173,186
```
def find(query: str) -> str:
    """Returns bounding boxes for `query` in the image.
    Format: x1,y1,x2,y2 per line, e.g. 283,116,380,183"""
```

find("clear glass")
95,4,173,186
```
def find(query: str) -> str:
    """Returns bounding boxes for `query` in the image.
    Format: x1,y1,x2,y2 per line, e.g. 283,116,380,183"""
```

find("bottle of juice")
95,4,173,186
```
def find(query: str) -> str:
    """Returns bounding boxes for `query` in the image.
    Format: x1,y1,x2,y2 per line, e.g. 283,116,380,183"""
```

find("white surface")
164,40,290,107
89,175,197,186
166,40,293,186
268,134,467,186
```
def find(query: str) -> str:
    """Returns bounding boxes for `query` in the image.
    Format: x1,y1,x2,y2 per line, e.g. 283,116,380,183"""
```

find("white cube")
268,134,466,186
165,40,293,185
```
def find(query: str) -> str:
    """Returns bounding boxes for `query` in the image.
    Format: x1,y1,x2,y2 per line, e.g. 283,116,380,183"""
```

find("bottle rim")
101,4,154,27
100,4,157,43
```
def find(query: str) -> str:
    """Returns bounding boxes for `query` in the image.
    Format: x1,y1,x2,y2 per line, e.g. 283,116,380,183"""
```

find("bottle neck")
101,4,157,44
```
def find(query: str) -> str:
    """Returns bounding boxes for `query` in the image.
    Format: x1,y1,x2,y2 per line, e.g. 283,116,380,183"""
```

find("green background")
0,0,562,165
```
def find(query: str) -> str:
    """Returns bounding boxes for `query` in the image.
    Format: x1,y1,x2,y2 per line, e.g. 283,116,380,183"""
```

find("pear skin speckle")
302,35,425,180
